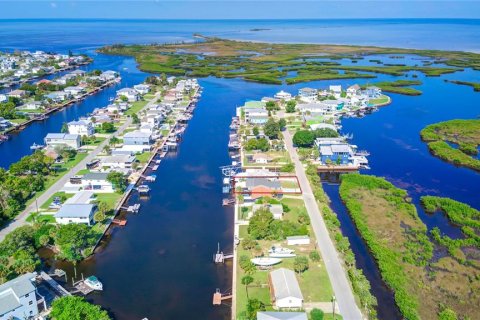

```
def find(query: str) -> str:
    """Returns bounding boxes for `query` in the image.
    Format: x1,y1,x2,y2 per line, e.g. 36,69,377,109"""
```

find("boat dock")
212,289,233,306
213,243,234,263
39,271,71,297
72,280,94,295
112,219,127,226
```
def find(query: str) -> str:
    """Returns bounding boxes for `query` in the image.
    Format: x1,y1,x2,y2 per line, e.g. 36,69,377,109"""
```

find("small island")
420,119,480,171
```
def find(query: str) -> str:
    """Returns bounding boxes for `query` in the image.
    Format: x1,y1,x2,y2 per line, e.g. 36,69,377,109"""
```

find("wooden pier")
39,271,70,297
212,289,232,306
112,219,127,226
72,280,94,295
213,244,233,263
222,198,235,206
316,165,359,173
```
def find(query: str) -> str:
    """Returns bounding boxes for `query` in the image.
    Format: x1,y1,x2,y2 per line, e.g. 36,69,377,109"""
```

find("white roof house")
81,172,114,193
117,88,139,102
55,204,96,226
274,90,292,101
0,273,39,320
101,155,136,169
257,311,308,320
133,84,150,94
44,133,81,150
68,120,94,137
269,268,304,309
286,235,310,246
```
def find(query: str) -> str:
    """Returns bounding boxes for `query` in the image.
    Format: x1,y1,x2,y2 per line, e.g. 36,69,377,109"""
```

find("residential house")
298,88,317,101
22,101,43,110
8,89,27,99
123,130,152,146
252,153,273,164
246,178,282,199
101,155,136,169
257,312,308,320
99,70,118,81
81,172,114,193
315,137,354,165
133,84,150,94
252,203,284,220
347,84,361,96
0,273,39,320
54,204,96,226
117,88,139,102
329,85,342,97
244,108,269,125
364,86,382,98
0,118,12,131
0,94,7,103
322,99,344,111
44,133,81,150
296,103,330,116
63,86,85,96
274,90,292,101
45,91,70,103
269,268,304,309
286,235,310,246
67,120,94,136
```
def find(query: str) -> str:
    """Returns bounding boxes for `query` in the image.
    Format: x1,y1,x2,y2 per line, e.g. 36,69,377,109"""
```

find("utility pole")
332,295,336,319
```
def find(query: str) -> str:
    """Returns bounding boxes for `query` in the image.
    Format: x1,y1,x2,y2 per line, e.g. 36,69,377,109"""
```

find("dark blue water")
1,19,480,319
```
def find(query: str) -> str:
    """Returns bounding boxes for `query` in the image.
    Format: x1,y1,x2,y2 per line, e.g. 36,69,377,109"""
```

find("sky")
1,1,480,19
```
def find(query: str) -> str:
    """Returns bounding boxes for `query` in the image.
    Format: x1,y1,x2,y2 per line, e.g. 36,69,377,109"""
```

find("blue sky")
1,1,480,19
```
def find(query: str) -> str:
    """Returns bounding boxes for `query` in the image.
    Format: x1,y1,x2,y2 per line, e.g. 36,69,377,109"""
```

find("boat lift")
213,243,233,264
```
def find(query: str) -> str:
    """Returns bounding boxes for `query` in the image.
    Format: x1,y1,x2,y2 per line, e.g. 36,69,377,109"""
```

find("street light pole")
332,295,336,319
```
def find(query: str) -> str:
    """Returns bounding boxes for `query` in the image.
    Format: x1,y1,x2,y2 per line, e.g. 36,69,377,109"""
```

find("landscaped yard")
125,100,148,115
94,193,122,210
135,151,153,164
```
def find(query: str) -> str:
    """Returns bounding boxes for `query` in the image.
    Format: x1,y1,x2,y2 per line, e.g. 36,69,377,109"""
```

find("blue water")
1,19,479,319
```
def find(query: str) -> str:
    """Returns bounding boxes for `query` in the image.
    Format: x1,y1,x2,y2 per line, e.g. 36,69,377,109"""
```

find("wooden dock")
39,271,71,297
72,280,94,295
316,165,359,173
112,219,127,226
222,198,235,206
212,289,232,305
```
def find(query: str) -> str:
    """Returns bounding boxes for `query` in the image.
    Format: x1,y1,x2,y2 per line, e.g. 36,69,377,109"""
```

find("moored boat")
84,276,103,291
251,257,282,266
268,246,296,258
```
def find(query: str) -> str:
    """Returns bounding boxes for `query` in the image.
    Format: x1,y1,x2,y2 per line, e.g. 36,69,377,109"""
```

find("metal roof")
246,178,281,190
0,273,36,315
269,268,303,301
257,311,308,320
82,172,110,181
55,204,95,219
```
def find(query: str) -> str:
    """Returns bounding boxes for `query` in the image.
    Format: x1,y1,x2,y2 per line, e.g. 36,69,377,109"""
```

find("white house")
347,84,361,96
286,235,310,246
0,273,39,320
44,133,81,150
274,90,292,101
22,101,43,110
296,103,330,115
117,88,139,102
257,312,307,320
269,268,304,309
252,153,273,164
0,94,7,103
99,70,118,81
243,108,269,125
298,88,317,102
81,172,114,193
101,155,136,169
55,204,96,226
329,85,342,97
63,86,85,96
133,84,150,94
68,120,94,136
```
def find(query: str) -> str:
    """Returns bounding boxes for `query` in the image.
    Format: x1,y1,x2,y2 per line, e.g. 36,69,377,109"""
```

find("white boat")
109,97,114,102
268,246,296,258
84,276,103,291
30,143,44,150
251,257,282,266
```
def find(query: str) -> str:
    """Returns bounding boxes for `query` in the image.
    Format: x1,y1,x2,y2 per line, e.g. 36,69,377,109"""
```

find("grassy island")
445,80,480,92
420,119,480,171
98,38,480,88
362,80,422,95
340,174,480,320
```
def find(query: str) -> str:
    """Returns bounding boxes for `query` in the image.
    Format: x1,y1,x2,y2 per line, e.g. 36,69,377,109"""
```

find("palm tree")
241,275,254,299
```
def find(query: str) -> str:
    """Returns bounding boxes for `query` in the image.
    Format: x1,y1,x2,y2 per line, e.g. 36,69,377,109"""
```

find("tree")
109,136,120,147
293,130,315,147
101,122,115,133
265,101,279,111
246,299,265,320
314,128,338,138
239,255,256,275
12,250,39,274
103,145,112,155
286,100,296,113
107,171,127,193
310,308,325,320
280,162,294,173
242,238,257,250
145,76,159,85
309,250,320,262
50,296,111,320
94,201,109,223
252,126,259,136
53,224,95,262
120,95,128,102
293,256,309,273
244,138,269,152
0,256,10,283
248,208,274,240
241,275,254,299
131,113,140,124
278,118,286,130
263,118,280,139
438,308,457,320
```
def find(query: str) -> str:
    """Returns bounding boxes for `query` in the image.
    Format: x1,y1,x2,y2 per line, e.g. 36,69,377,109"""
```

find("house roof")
269,268,303,301
45,133,80,141
246,178,281,190
257,312,307,320
82,172,109,181
331,144,352,153
348,84,361,90
55,204,95,219
124,130,151,139
0,273,36,315
286,235,309,241
244,101,266,108
319,146,333,156
65,190,94,205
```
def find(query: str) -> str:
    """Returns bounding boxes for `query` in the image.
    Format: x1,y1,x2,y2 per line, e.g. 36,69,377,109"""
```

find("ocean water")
0,19,479,319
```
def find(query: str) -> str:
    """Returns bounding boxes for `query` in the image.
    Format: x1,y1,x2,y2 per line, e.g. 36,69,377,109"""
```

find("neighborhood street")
282,129,363,320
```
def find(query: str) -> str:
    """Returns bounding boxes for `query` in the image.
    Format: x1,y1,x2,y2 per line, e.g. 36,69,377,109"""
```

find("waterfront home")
123,130,152,146
269,268,304,309
274,90,292,101
296,103,330,116
0,94,8,103
81,172,114,193
69,69,86,77
68,119,94,136
64,190,94,205
45,91,70,103
252,152,273,164
133,84,150,94
0,118,12,130
243,108,269,125
347,84,361,96
99,70,118,81
117,88,139,102
55,203,96,226
44,133,81,150
101,155,136,169
298,88,318,102
252,203,284,220
315,137,354,165
22,101,43,110
286,235,310,246
364,86,382,98
0,273,39,320
63,86,85,96
329,84,342,97
257,312,307,320
8,89,27,99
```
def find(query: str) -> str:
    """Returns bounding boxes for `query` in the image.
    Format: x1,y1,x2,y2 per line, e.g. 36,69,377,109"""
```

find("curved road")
282,129,363,320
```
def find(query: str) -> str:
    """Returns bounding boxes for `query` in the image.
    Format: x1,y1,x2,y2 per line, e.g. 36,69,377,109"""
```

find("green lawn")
368,94,390,106
125,100,148,115
94,193,122,210
26,213,56,224
40,192,74,209
135,151,153,164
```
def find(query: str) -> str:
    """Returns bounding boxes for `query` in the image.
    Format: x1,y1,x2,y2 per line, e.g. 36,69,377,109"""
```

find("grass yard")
40,192,74,209
135,151,153,164
94,192,122,210
125,100,148,115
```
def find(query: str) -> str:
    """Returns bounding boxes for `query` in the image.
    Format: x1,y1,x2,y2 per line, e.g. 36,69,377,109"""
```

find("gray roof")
331,144,352,154
123,131,151,139
257,311,307,320
55,204,95,219
269,268,303,301
45,133,80,140
319,146,333,156
0,273,37,315
82,172,109,181
65,190,94,205
246,178,281,190
286,235,309,241
297,103,327,111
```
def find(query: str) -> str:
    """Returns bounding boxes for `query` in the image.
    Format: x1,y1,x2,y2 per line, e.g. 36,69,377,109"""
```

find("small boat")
84,276,103,291
109,97,114,102
251,257,282,266
30,143,44,150
268,246,296,258
145,175,157,182
137,185,150,194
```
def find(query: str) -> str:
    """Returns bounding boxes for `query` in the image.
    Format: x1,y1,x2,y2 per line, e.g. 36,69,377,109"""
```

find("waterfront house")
69,69,86,77
55,203,96,226
0,94,7,103
99,70,118,81
252,153,273,164
274,90,292,101
298,88,317,102
117,88,139,102
257,312,307,320
364,86,382,98
0,273,39,320
44,133,81,150
64,190,94,205
0,118,12,130
269,268,304,309
101,155,136,169
45,91,70,103
315,137,354,165
133,84,150,94
329,85,342,97
252,203,284,220
123,130,152,146
243,108,269,125
296,103,330,116
322,99,344,111
22,101,43,110
68,120,94,137
63,86,85,96
8,89,27,99
81,172,114,193
347,84,361,96
286,235,310,246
